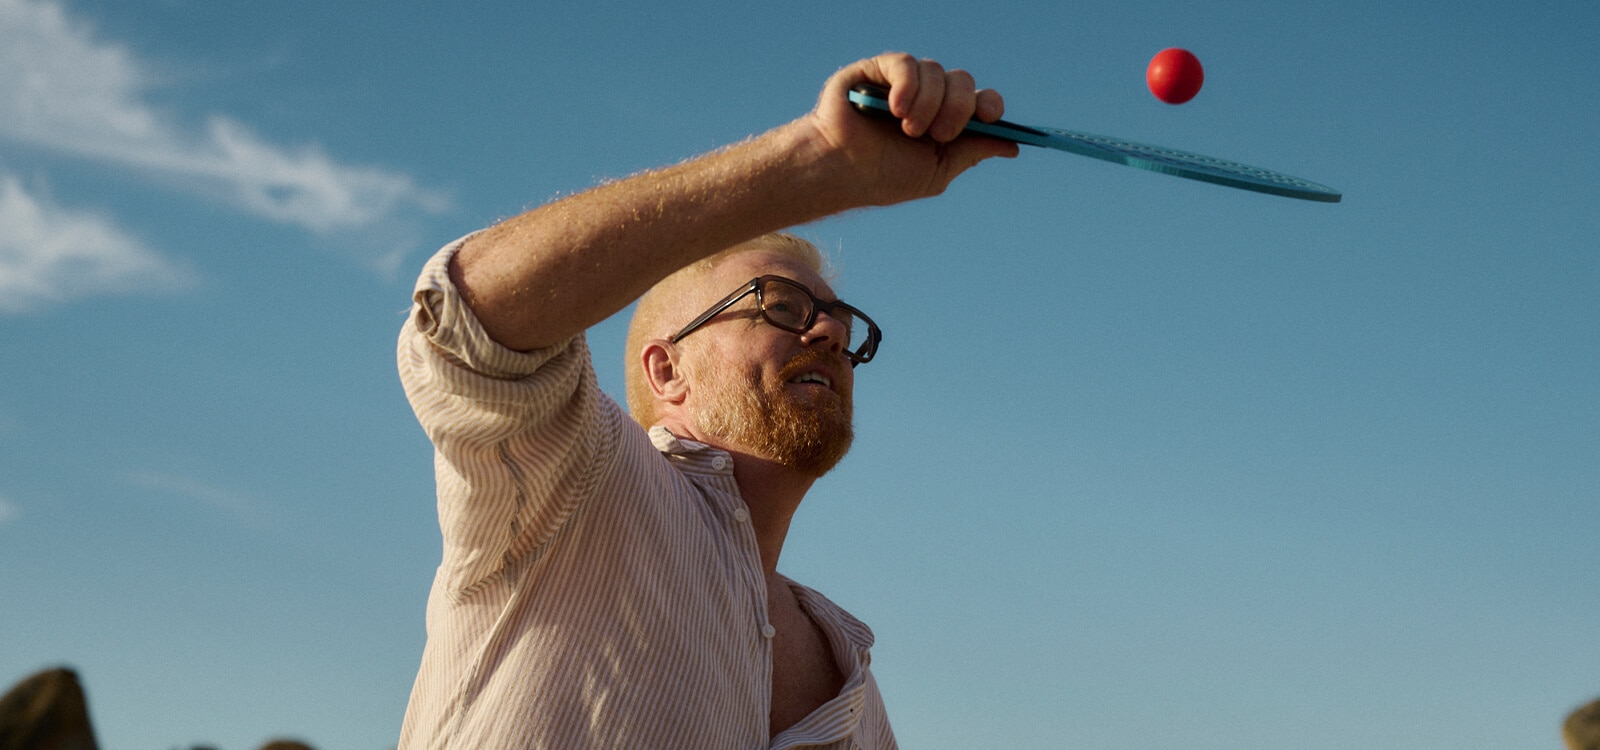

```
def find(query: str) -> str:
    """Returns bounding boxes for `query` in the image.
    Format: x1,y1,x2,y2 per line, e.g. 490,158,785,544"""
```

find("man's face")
677,250,856,477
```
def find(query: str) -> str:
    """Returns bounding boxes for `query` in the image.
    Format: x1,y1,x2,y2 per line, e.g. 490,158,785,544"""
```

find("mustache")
778,348,848,382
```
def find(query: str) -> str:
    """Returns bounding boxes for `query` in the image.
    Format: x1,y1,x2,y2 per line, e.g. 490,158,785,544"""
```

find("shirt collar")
648,426,739,477
648,425,714,455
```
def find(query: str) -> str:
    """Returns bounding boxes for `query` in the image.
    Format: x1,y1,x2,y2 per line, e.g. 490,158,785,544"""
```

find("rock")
1568,697,1600,750
0,667,99,750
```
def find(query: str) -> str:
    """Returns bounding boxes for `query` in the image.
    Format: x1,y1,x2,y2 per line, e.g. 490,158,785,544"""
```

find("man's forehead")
711,249,835,299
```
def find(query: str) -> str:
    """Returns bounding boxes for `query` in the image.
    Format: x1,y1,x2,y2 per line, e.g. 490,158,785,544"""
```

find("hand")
803,53,1019,207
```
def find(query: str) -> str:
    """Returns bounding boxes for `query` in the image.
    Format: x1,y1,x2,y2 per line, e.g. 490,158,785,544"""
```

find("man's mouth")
788,371,833,389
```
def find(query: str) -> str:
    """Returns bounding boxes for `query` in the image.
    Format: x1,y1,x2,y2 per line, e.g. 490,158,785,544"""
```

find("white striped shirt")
395,237,897,749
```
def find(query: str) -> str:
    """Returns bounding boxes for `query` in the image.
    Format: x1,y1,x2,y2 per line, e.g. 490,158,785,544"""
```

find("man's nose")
799,309,848,354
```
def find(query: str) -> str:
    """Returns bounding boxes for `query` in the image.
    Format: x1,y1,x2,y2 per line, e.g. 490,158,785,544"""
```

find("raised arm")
449,53,1017,352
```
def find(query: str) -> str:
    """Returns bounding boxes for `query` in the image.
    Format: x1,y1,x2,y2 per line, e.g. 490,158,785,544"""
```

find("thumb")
934,134,1021,188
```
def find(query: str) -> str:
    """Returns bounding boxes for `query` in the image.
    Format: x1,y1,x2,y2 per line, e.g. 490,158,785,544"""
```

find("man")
396,53,1017,748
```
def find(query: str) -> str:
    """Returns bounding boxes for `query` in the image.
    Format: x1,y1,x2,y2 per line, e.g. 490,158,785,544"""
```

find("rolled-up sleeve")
397,234,617,595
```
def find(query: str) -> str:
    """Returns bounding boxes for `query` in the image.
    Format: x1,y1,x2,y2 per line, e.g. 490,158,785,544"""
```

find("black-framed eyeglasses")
669,275,882,366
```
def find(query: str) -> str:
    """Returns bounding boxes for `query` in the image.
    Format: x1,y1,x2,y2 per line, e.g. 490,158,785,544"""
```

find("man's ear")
641,339,689,405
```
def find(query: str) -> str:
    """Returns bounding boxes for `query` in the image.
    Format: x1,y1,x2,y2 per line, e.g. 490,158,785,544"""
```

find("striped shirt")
395,237,897,749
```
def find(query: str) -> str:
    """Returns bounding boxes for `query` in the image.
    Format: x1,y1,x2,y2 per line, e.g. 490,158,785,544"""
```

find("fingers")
857,54,996,142
974,87,1006,123
810,52,1016,205
923,69,976,141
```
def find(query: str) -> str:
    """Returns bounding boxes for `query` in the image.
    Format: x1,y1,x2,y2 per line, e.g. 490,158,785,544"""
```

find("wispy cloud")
0,494,17,525
0,0,449,285
126,470,273,527
0,175,195,312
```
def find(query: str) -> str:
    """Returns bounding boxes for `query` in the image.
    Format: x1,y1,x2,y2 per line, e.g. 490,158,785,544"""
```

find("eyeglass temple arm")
668,282,758,343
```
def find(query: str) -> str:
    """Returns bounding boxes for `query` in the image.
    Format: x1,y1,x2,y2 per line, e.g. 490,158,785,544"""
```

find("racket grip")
849,83,1043,144
848,84,901,121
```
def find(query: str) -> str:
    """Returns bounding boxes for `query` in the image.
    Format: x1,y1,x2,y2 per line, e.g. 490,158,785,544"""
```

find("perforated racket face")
848,87,1342,203
983,121,1343,202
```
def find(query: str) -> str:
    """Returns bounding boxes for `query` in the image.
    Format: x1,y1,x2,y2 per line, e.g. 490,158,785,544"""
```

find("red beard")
697,348,854,477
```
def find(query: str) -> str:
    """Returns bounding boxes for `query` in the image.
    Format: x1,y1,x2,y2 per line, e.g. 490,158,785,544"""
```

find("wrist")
752,116,872,219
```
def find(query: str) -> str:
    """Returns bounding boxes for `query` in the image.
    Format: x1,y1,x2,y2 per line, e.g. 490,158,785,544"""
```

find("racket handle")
847,83,1046,144
848,83,901,123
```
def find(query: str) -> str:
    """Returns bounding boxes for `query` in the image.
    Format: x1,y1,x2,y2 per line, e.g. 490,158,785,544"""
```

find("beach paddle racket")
849,83,1341,203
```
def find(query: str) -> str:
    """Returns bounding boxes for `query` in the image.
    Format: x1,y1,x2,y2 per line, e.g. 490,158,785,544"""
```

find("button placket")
703,467,771,656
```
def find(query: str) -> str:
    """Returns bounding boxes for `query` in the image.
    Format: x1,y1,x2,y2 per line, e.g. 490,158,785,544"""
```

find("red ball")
1147,48,1204,104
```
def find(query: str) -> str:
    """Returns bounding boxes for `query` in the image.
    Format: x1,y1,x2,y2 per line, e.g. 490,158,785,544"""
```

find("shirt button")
711,455,728,470
761,624,776,639
732,508,750,523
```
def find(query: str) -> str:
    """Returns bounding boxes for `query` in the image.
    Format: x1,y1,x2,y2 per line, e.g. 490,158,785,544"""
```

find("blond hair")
624,233,827,426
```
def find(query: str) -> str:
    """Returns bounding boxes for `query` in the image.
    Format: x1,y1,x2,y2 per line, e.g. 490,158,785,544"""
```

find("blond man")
396,53,1016,748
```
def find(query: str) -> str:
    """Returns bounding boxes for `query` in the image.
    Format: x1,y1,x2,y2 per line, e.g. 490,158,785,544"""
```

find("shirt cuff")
408,232,577,380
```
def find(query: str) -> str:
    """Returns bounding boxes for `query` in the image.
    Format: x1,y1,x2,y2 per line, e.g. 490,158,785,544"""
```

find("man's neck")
658,419,814,576
724,448,816,576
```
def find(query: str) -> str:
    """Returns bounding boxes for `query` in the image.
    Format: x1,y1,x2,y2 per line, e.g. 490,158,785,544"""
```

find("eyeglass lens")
759,279,867,354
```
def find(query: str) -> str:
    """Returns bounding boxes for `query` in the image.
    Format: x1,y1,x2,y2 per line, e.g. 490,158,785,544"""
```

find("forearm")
448,53,1016,352
451,119,852,352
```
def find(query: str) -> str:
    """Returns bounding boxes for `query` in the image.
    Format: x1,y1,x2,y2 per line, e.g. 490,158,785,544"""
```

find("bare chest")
767,582,846,738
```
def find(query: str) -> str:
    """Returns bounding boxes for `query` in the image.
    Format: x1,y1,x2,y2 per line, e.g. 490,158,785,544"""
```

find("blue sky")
1,0,1595,748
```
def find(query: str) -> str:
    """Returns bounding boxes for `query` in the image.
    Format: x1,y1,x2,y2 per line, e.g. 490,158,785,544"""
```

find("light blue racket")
849,83,1341,203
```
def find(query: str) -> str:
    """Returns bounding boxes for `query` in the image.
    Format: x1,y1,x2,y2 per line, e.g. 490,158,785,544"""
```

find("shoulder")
783,576,877,651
